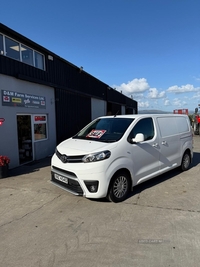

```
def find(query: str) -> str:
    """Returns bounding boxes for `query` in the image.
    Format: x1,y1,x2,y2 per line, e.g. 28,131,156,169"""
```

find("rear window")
73,118,134,142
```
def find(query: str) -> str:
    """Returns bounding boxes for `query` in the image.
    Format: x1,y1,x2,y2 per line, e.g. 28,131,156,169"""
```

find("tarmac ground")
0,136,200,267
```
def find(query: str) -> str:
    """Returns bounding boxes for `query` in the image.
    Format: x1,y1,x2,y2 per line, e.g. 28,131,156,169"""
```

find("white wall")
0,74,56,168
91,98,106,120
121,105,125,114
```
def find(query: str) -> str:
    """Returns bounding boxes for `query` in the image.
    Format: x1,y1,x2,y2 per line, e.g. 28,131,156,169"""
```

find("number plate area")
54,173,68,184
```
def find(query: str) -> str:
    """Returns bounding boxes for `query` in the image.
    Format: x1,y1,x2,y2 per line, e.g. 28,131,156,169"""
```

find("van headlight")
82,150,111,163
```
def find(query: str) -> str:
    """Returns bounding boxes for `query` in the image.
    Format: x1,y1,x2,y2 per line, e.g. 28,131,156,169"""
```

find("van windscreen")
73,118,134,142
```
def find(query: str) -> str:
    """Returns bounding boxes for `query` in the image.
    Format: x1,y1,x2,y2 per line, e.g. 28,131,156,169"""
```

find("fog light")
90,185,97,192
84,181,99,193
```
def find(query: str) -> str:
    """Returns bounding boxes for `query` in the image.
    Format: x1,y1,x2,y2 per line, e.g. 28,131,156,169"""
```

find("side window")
128,118,154,142
157,117,178,137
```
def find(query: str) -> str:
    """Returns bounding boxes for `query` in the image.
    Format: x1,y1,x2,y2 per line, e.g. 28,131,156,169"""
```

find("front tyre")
180,152,191,171
107,171,131,203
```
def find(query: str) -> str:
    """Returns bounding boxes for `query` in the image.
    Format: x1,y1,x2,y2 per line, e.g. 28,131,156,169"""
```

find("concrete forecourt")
0,136,200,267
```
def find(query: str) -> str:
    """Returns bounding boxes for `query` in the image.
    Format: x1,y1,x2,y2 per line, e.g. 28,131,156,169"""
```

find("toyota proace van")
51,114,193,202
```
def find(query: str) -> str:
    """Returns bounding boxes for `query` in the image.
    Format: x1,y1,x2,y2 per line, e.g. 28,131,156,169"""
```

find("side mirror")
132,133,144,143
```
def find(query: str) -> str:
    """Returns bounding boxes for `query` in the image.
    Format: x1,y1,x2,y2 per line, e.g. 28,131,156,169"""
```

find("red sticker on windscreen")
86,130,106,139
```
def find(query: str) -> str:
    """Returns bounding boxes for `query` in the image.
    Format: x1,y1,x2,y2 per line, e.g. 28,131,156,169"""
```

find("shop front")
0,74,56,169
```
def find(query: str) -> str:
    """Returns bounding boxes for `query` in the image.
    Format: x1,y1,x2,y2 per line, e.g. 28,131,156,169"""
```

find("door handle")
152,143,159,147
162,141,167,145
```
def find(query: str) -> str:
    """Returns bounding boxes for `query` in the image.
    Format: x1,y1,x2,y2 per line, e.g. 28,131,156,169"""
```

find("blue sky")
1,0,200,112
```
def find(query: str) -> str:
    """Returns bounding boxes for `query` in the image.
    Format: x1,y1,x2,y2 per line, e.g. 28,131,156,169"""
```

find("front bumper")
51,165,109,199
51,166,83,195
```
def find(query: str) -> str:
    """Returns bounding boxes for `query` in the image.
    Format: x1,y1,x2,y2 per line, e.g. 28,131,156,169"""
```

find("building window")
21,44,34,66
35,51,44,70
5,36,20,60
34,115,47,141
0,33,45,70
0,34,3,54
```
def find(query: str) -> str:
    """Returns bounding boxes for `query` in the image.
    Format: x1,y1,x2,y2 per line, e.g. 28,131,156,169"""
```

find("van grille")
56,149,84,163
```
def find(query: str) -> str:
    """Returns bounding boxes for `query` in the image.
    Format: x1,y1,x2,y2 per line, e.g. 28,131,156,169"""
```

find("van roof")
99,114,188,119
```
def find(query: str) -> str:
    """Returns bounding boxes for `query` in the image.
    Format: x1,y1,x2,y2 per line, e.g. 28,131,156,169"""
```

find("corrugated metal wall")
55,88,91,144
0,54,107,100
107,89,126,105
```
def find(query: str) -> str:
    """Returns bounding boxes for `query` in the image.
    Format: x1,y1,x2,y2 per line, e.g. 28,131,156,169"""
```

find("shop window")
21,44,34,66
34,115,47,141
5,36,20,60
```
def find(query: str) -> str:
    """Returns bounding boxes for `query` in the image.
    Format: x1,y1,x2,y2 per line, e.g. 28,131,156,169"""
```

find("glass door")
17,115,33,164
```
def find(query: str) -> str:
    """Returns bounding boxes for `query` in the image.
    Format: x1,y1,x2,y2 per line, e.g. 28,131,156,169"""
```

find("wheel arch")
107,168,133,194
182,148,192,163
180,148,192,171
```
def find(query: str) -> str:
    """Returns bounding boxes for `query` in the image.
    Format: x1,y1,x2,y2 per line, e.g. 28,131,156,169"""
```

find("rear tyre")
107,171,131,203
180,152,191,171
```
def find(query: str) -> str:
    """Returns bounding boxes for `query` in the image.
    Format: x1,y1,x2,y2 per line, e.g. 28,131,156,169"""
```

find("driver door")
127,117,160,185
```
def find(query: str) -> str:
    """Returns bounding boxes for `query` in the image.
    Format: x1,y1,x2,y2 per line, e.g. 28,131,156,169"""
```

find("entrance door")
17,115,33,164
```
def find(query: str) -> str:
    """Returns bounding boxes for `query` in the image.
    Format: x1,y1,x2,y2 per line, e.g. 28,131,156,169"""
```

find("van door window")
128,117,154,142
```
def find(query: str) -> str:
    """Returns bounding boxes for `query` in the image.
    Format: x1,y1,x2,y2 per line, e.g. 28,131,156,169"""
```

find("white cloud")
172,98,187,107
192,91,200,99
148,88,166,99
112,77,199,112
164,99,171,106
138,101,150,108
114,78,149,95
193,76,200,81
167,84,200,93
131,93,144,99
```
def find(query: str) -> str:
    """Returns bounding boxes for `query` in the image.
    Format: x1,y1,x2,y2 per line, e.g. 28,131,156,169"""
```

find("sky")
1,0,200,113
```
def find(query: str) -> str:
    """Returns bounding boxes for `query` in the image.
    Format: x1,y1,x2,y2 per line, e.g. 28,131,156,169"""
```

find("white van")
51,114,193,202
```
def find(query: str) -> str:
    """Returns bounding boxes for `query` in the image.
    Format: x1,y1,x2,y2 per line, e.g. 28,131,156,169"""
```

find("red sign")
86,130,106,139
34,116,46,121
173,109,188,115
3,96,10,102
0,118,5,126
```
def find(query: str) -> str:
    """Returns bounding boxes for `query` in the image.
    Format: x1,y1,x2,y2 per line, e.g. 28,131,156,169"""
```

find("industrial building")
0,23,137,168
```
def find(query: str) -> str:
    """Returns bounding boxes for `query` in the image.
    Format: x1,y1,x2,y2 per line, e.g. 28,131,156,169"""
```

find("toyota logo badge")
60,154,68,163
